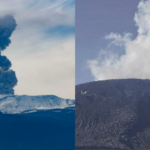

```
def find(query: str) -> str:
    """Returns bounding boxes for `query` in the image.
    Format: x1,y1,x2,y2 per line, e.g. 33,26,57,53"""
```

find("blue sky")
76,0,141,85
0,0,75,98
43,26,75,38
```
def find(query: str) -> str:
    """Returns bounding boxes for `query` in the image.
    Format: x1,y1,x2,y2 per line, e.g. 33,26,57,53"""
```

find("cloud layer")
88,0,150,81
0,0,74,98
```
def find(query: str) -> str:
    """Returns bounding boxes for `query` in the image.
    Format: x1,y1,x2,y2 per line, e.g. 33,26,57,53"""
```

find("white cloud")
88,0,150,81
0,0,74,28
12,37,75,99
105,32,132,47
0,0,75,99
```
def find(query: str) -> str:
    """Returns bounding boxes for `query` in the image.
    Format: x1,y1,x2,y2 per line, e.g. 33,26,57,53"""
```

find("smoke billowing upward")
0,15,17,94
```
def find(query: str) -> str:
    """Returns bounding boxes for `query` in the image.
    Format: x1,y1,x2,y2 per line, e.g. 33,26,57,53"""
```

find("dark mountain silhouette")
76,79,150,150
0,108,75,150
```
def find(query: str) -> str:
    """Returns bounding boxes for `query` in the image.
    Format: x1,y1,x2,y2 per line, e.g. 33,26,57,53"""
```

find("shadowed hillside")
0,108,75,150
76,79,150,150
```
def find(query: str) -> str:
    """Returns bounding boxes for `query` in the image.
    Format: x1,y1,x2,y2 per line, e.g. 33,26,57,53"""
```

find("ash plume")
0,15,17,94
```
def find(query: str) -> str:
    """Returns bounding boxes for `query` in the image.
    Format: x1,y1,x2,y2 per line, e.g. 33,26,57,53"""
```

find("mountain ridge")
76,79,150,150
0,95,75,114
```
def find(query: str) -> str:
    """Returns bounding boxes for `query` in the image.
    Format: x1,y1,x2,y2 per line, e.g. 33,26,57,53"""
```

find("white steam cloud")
88,0,150,81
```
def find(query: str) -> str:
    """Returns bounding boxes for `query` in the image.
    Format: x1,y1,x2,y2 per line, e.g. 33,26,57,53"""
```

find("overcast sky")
76,0,142,85
0,0,74,99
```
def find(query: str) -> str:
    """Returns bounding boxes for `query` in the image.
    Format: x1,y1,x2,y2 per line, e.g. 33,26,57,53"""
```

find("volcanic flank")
0,15,17,94
76,79,150,150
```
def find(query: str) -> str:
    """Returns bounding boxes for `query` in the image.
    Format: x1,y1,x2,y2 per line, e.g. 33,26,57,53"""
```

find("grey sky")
76,0,140,85
0,0,75,99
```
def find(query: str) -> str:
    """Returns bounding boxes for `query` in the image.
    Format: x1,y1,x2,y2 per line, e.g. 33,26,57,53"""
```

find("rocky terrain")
0,95,75,114
76,79,150,150
0,95,75,150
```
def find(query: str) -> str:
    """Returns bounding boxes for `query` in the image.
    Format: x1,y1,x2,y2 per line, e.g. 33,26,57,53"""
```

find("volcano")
76,79,150,150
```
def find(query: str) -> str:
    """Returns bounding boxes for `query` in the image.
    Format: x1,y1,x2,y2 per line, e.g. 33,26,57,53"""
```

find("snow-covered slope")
0,95,75,114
